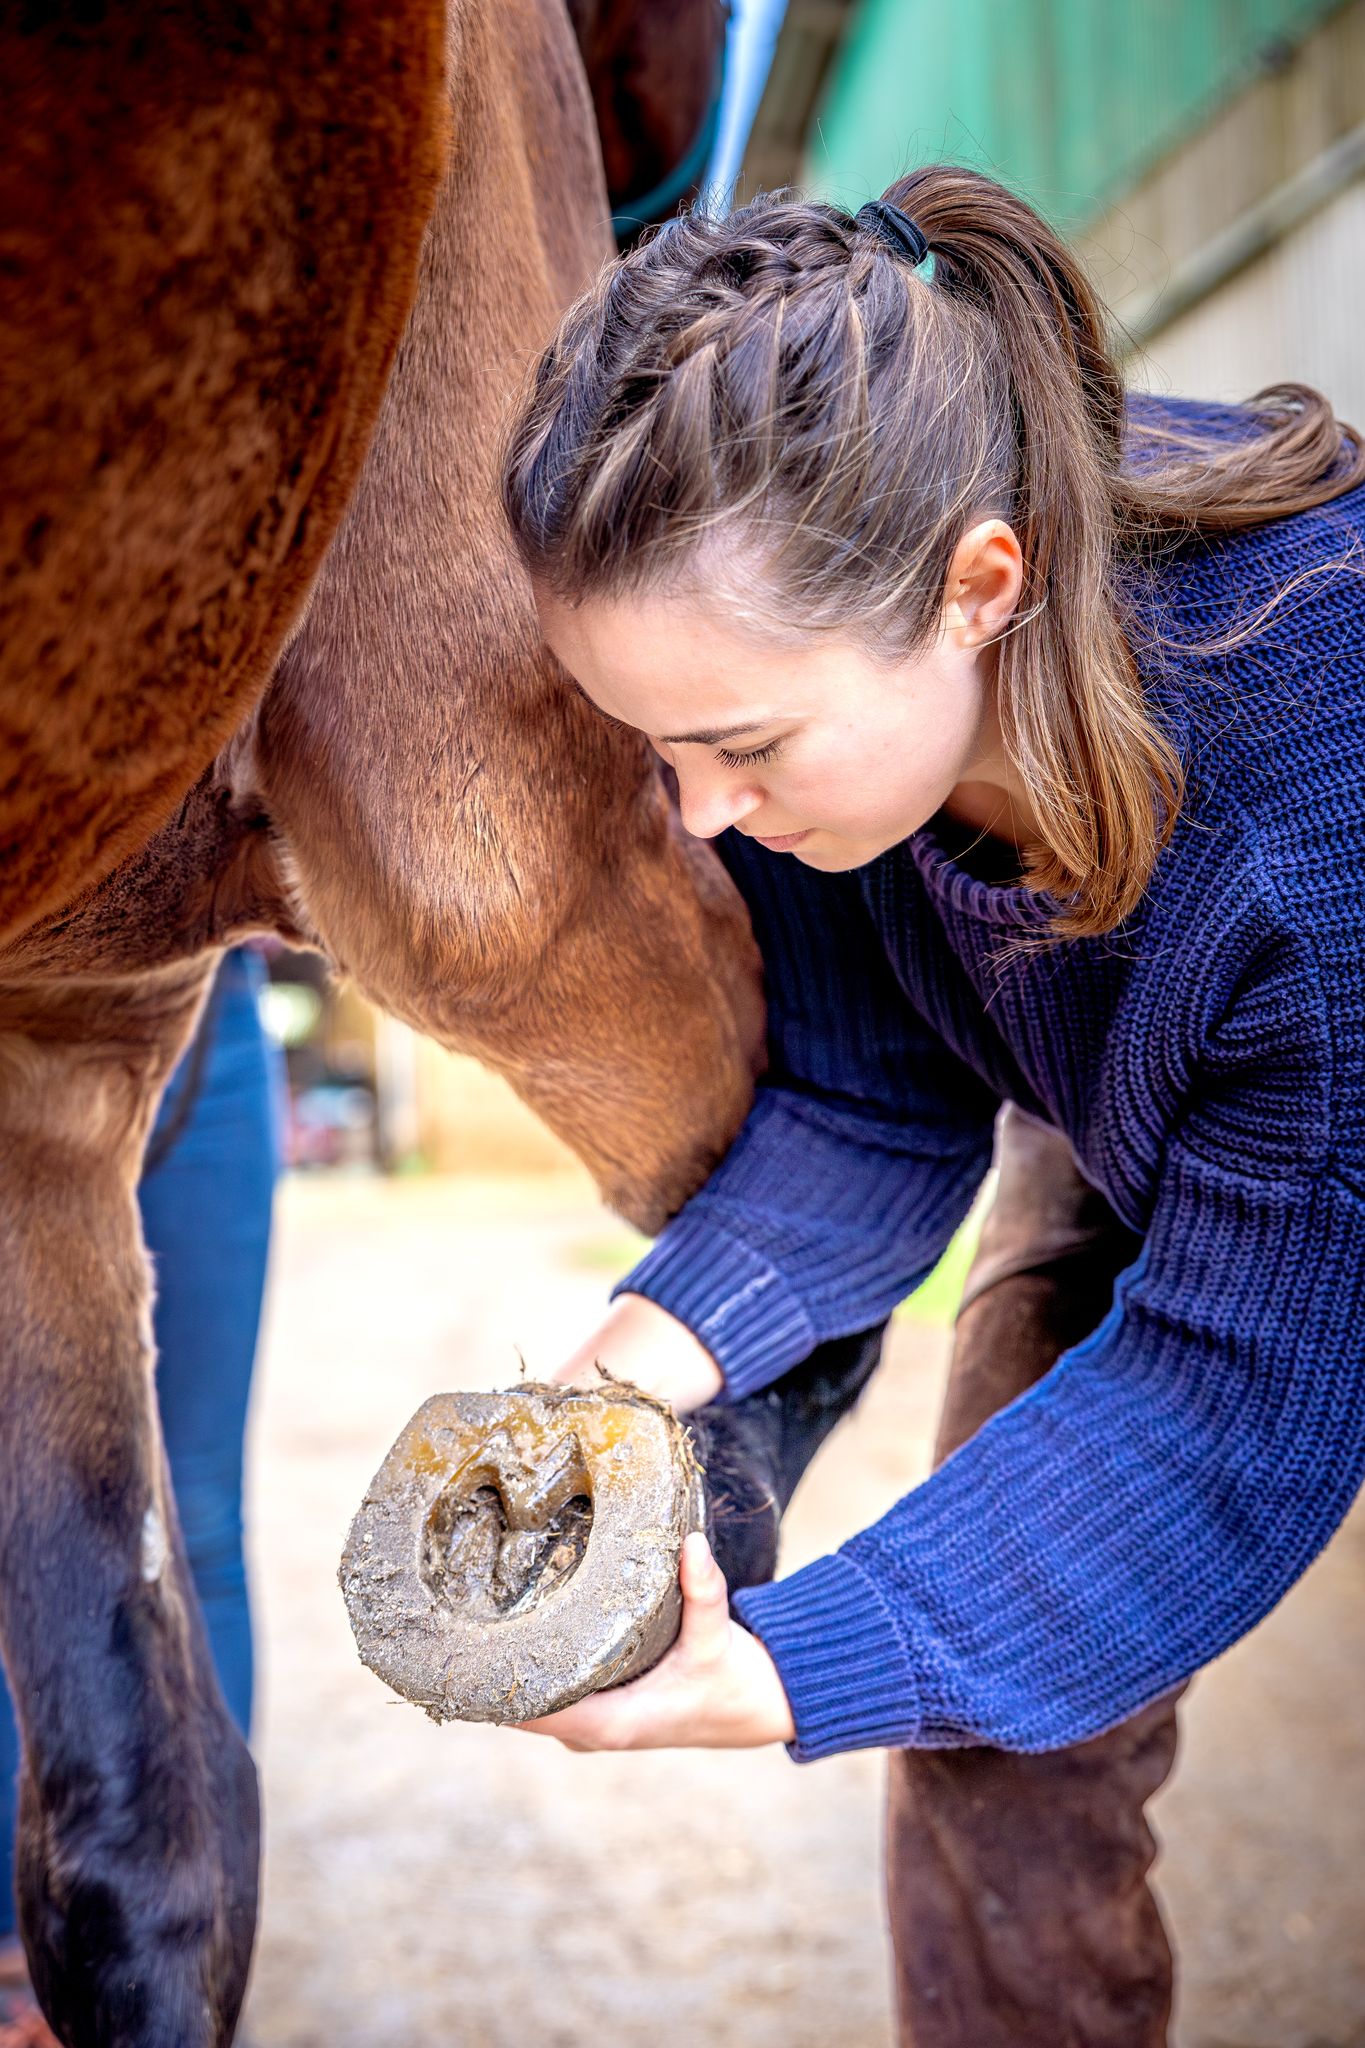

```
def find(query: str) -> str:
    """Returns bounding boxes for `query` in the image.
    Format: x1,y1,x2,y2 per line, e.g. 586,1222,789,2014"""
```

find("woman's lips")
750,828,812,852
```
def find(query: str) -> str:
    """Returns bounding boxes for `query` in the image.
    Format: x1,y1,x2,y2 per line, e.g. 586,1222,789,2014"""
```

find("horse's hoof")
340,1381,704,1722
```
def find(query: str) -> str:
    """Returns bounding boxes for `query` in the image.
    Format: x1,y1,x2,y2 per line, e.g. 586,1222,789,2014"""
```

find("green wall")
806,0,1348,228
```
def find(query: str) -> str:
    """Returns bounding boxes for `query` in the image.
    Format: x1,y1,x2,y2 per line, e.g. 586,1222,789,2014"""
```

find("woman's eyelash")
717,740,782,769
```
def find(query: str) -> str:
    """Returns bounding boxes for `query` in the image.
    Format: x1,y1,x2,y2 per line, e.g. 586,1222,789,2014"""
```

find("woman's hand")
510,1532,796,1751
548,1292,724,1414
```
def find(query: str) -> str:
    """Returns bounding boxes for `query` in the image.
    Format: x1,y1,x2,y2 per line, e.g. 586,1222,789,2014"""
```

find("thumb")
677,1530,731,1657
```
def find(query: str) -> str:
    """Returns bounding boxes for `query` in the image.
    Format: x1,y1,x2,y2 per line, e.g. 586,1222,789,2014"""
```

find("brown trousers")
887,1109,1183,2048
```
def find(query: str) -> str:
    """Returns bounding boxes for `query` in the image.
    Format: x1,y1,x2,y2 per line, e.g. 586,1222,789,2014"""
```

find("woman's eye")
716,740,782,769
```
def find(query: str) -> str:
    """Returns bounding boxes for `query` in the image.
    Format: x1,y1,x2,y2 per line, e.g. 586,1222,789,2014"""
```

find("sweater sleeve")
733,1058,1365,1759
614,835,1000,1401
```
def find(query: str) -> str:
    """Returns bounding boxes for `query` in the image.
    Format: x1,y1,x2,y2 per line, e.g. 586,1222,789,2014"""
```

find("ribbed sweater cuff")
613,1212,818,1401
732,1551,922,1762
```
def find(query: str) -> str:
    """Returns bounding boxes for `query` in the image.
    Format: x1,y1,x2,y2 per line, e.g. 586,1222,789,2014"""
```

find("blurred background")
242,6,1365,2043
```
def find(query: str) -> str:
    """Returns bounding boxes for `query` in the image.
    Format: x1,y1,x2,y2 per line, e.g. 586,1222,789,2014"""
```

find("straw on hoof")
339,1382,704,1723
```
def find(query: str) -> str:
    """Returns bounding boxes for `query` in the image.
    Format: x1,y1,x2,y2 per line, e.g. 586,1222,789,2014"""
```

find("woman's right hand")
547,1292,724,1414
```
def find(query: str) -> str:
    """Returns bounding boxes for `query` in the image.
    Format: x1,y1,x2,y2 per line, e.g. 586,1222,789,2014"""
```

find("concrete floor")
241,1173,1365,2048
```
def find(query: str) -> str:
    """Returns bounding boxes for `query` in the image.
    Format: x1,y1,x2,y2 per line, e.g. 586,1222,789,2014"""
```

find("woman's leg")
886,1108,1182,2048
0,947,279,1954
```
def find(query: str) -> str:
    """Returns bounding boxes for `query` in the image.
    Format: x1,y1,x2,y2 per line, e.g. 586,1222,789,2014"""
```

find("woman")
498,164,1365,2042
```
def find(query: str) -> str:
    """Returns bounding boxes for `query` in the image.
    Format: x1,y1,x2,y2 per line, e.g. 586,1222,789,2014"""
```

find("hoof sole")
340,1382,703,1722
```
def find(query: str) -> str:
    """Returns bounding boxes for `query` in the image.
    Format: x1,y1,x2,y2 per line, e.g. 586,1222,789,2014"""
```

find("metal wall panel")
1130,178,1365,426
807,0,1348,224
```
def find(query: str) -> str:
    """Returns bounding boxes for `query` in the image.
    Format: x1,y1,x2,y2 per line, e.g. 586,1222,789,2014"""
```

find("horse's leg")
691,1327,889,1590
0,965,258,2048
256,0,762,1235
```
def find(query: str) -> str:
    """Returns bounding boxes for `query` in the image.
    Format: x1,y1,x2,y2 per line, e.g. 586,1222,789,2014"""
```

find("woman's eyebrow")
656,720,767,746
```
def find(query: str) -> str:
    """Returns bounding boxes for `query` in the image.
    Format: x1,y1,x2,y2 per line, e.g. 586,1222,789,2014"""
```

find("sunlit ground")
243,1171,1365,2048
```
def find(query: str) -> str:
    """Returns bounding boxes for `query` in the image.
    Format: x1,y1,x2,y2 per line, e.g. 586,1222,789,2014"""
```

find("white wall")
1129,178,1365,430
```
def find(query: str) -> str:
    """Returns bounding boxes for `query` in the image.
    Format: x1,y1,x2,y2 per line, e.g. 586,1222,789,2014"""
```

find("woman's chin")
793,838,865,872
794,827,905,872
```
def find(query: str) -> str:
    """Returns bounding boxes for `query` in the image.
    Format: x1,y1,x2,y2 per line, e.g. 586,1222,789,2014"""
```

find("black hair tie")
855,199,930,268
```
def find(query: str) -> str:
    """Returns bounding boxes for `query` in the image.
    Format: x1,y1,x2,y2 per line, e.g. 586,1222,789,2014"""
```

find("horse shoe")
340,1380,704,1722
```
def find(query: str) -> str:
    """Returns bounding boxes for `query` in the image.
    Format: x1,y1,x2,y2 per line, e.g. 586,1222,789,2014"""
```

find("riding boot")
886,1107,1183,2048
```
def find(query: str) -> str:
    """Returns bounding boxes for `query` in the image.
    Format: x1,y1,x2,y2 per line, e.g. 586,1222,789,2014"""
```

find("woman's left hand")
510,1532,796,1751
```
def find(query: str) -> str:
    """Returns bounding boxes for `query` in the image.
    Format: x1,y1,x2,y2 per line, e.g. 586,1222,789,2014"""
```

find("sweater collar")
899,819,1055,929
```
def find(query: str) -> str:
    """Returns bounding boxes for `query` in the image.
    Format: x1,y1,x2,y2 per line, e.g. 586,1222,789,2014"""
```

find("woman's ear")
943,519,1024,646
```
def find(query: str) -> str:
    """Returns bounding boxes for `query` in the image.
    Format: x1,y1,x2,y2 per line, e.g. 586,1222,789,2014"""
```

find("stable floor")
242,1173,1365,2048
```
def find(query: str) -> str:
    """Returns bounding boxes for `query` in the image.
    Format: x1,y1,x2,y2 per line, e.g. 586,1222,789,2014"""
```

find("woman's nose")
676,768,763,841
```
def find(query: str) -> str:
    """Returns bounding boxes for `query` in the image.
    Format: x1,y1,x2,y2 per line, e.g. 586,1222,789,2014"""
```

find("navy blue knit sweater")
615,394,1365,1763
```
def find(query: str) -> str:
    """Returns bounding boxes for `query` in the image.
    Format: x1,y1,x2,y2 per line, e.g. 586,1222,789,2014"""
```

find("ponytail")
885,165,1178,930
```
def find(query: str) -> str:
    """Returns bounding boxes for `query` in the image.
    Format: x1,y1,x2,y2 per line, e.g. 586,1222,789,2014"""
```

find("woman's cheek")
787,753,855,816
811,760,900,837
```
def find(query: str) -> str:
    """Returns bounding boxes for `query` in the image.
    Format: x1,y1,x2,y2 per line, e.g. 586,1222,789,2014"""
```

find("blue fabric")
0,948,280,1936
617,392,1365,1762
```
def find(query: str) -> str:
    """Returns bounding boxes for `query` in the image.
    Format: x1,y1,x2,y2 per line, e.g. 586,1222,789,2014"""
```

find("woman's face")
535,520,1028,871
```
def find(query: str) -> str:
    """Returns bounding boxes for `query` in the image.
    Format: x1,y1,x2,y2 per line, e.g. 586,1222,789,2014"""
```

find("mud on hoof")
341,1382,705,1722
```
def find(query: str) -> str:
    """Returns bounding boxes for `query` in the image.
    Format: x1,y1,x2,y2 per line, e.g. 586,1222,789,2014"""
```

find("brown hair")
503,164,1365,935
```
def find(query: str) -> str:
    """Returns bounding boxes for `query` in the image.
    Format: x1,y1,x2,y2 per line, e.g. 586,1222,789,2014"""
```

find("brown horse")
0,3,758,2042
568,0,730,244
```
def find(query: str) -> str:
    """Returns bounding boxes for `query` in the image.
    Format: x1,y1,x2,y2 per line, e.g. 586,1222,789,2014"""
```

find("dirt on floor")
241,1173,1365,2048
